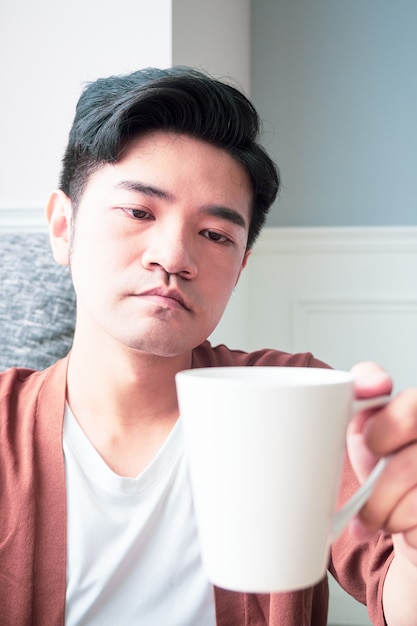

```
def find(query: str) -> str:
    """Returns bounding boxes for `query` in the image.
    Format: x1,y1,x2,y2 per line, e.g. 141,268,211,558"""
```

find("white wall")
0,0,172,212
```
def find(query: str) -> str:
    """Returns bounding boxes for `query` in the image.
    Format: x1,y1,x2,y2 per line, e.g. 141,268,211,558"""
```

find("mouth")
135,287,191,311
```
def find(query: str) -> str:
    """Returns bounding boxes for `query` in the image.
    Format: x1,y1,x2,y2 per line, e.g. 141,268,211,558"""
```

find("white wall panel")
243,227,417,393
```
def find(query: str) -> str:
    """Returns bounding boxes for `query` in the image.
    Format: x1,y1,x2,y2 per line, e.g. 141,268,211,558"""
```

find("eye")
121,207,153,220
201,230,231,244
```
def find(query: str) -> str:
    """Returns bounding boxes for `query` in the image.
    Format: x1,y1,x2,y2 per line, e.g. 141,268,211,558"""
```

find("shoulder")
192,340,330,369
0,359,68,473
0,366,49,428
0,366,44,398
0,358,68,421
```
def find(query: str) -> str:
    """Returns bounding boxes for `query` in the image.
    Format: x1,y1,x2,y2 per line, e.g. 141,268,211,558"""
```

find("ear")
234,249,252,286
45,190,72,266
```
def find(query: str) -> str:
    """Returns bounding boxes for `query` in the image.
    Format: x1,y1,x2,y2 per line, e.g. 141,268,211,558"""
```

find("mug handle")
332,395,391,539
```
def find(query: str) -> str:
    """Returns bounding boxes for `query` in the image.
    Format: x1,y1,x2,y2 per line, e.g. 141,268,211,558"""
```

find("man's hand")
346,361,417,624
347,362,417,547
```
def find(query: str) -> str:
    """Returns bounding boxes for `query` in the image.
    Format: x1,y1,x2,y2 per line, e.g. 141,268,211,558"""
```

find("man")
1,66,417,625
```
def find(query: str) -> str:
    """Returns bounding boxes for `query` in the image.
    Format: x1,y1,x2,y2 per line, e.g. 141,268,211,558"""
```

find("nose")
141,224,198,279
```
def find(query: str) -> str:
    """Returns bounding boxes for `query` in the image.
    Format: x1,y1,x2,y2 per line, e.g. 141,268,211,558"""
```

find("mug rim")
175,366,354,387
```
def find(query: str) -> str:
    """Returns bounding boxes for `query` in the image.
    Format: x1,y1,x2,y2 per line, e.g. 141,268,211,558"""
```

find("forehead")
114,131,253,200
120,129,240,164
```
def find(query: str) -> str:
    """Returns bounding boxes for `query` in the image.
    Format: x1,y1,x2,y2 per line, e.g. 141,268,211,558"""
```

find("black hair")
59,66,279,249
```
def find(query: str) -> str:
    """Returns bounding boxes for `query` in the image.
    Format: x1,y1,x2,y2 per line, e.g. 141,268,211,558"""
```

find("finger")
396,528,417,554
358,444,417,532
364,389,417,456
385,486,417,534
350,361,393,399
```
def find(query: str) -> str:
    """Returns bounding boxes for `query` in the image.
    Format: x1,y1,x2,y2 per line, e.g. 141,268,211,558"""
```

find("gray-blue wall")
251,0,417,226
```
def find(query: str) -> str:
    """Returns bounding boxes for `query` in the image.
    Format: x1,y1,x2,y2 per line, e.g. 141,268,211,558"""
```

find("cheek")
202,262,241,306
71,221,124,268
69,237,115,301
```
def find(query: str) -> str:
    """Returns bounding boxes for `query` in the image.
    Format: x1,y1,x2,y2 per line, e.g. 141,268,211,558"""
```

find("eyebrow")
116,180,174,201
116,179,247,230
205,206,247,229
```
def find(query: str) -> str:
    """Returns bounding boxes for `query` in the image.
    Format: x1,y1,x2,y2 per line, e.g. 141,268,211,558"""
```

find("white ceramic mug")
175,366,388,593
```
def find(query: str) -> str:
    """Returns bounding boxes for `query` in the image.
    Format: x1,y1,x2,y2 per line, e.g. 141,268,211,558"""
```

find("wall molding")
293,296,417,318
0,206,47,232
292,296,417,359
254,225,417,254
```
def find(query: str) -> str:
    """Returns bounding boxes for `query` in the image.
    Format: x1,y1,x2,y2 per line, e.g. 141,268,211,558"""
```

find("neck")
66,332,193,476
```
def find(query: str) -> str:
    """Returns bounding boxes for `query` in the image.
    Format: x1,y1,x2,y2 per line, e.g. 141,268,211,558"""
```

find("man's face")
66,131,252,357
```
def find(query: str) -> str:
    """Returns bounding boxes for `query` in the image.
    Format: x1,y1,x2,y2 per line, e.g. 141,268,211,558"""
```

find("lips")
135,287,191,311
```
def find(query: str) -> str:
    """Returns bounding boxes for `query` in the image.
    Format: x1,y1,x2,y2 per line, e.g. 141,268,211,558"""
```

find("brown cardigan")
0,342,393,625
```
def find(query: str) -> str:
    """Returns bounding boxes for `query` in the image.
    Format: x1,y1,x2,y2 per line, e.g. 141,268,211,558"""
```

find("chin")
125,338,195,359
120,324,211,358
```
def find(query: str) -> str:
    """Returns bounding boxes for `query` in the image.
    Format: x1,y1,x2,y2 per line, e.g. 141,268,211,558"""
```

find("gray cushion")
0,232,76,371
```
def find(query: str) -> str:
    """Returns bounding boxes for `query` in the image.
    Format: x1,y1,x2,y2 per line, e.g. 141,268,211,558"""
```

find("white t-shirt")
63,406,216,625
